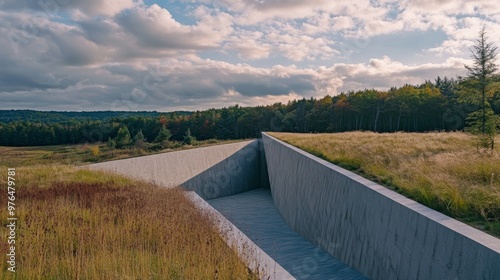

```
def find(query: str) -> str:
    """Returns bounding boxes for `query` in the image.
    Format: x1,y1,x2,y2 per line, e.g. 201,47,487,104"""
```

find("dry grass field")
270,132,500,237
0,157,256,278
0,138,242,167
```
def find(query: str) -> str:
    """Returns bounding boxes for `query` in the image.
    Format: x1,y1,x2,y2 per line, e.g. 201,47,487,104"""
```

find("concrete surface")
87,140,262,199
86,139,367,279
208,188,368,280
185,190,294,280
262,133,500,280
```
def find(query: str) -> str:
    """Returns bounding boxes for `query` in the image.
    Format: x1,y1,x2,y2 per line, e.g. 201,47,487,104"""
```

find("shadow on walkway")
208,188,369,280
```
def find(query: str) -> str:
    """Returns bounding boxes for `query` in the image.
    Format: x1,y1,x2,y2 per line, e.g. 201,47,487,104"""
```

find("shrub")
89,145,100,157
106,137,116,149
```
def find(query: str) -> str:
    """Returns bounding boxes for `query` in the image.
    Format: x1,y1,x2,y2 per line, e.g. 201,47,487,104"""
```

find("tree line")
0,110,166,123
0,76,496,147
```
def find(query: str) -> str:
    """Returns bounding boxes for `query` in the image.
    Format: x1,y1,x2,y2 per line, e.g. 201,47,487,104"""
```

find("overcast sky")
1,0,499,112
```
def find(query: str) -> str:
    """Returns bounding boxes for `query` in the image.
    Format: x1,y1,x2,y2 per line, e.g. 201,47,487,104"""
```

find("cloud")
269,31,338,61
224,19,339,61
301,14,356,35
0,49,471,112
216,0,329,23
116,4,232,50
423,17,500,56
405,0,500,16
1,3,235,67
133,59,319,103
66,0,137,17
214,0,390,26
1,10,112,67
329,56,469,92
1,0,499,112
0,51,323,111
0,0,137,17
225,30,272,60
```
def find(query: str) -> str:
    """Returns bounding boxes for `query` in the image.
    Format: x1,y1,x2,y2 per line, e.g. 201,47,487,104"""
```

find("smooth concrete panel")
259,139,271,189
87,140,262,199
185,191,294,280
262,133,500,280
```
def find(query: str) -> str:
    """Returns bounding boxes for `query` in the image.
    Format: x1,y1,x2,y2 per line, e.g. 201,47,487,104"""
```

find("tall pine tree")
464,26,499,150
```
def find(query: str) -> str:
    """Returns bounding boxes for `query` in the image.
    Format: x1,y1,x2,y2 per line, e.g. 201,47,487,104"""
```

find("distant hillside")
0,110,191,123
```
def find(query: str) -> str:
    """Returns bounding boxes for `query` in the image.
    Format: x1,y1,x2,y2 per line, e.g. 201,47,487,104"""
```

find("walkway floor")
208,188,369,280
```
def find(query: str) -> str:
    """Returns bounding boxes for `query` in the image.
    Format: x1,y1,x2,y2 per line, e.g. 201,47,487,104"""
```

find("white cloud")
66,0,137,17
217,0,329,23
232,19,341,61
302,14,356,35
1,0,499,111
328,56,470,92
225,30,272,60
0,0,137,17
423,17,500,56
405,0,500,16
427,39,471,55
116,4,232,50
0,49,477,111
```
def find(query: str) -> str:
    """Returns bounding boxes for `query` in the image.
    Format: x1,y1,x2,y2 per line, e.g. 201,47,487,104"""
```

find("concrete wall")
262,133,500,280
87,140,262,200
259,139,271,189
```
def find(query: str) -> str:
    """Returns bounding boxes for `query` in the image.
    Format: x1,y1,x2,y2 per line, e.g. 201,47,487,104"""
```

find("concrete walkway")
208,188,369,280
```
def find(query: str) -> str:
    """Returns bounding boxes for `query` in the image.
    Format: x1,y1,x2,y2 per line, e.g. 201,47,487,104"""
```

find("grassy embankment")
270,132,500,237
0,138,243,167
0,142,256,279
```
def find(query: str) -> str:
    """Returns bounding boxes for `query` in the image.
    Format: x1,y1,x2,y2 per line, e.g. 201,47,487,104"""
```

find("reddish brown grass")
0,167,255,279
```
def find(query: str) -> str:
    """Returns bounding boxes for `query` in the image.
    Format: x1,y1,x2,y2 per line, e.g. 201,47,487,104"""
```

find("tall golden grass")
270,132,500,237
0,165,255,279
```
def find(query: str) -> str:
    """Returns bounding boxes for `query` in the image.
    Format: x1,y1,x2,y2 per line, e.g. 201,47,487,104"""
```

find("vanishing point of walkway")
208,188,369,280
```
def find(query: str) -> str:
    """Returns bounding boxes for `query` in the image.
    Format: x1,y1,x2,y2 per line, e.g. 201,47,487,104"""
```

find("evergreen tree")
133,130,146,149
466,105,499,150
115,126,131,149
183,128,196,145
106,137,116,149
464,26,499,150
434,76,456,98
154,125,172,143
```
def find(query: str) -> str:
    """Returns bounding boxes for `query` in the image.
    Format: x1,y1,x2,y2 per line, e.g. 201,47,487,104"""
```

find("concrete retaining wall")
262,133,500,280
87,140,262,200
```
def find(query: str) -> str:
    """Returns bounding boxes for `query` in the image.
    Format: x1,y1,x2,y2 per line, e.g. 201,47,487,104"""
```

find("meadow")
270,132,500,237
0,143,256,279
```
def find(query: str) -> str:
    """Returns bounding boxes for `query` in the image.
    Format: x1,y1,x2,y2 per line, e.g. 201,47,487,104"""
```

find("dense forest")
0,75,499,147
0,110,188,123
